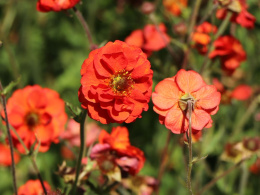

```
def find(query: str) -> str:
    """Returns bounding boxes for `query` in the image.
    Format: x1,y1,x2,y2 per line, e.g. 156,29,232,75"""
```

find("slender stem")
72,110,87,195
72,6,95,49
186,100,193,195
10,125,29,154
0,81,18,195
198,161,243,195
156,131,172,195
239,162,249,195
31,157,48,195
198,3,218,25
232,95,260,138
199,12,232,73
182,0,203,69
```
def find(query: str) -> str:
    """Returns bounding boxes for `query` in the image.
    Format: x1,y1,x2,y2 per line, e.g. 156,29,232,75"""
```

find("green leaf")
1,77,21,95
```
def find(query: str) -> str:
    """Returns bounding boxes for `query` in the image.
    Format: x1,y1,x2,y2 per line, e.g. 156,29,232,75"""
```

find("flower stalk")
71,110,87,195
0,81,18,195
186,100,193,195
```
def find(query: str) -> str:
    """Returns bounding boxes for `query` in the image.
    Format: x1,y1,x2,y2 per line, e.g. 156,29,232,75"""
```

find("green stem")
186,100,193,195
198,161,243,195
31,157,47,195
0,81,18,195
239,162,249,195
200,11,233,73
71,110,87,195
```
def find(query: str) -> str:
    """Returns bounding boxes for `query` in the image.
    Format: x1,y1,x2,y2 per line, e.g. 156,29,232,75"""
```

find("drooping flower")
209,36,246,73
163,0,188,16
125,24,170,56
60,119,101,147
78,40,153,124
90,126,145,175
0,143,20,166
152,69,221,134
192,22,217,55
216,0,256,29
36,0,80,12
18,179,51,195
3,85,67,153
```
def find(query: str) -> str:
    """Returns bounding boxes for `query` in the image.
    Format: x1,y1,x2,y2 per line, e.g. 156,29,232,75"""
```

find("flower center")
109,70,134,95
178,93,196,111
25,112,39,129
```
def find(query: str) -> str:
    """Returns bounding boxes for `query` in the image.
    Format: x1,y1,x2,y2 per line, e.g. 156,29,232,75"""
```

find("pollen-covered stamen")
109,70,135,95
178,93,197,111
25,112,39,129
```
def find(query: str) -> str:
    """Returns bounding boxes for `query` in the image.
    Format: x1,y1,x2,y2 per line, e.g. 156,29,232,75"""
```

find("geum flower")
37,0,80,12
125,23,170,56
18,179,51,195
216,0,256,29
90,126,145,175
163,0,188,16
2,85,67,153
152,69,221,134
0,143,20,166
192,22,217,55
210,35,246,74
78,40,153,124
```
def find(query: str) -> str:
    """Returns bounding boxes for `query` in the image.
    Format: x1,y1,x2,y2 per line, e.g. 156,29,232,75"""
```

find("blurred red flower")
231,85,252,100
216,0,256,29
0,143,20,166
163,0,187,16
90,126,145,175
125,23,170,56
3,85,67,153
60,119,101,147
152,69,221,134
78,40,153,124
18,179,51,195
192,22,217,55
209,36,246,73
250,158,260,175
37,0,80,12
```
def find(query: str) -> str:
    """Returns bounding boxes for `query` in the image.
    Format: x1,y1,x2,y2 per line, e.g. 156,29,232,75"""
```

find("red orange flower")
18,179,51,195
36,0,80,12
250,158,260,175
152,69,221,134
231,85,252,100
209,36,246,73
216,0,256,29
192,22,217,55
163,0,187,16
90,126,145,175
3,85,67,153
0,143,20,166
78,40,153,124
125,24,170,56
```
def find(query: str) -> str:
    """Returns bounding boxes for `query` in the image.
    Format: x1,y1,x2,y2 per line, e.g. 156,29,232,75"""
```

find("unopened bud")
141,2,155,15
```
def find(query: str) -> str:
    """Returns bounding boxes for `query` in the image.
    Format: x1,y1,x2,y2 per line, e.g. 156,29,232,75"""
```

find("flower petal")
165,107,188,134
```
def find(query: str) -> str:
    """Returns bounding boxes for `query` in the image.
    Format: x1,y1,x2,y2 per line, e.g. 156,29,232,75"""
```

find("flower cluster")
78,40,153,124
90,126,145,176
3,85,67,153
152,69,221,134
125,23,170,56
192,22,217,55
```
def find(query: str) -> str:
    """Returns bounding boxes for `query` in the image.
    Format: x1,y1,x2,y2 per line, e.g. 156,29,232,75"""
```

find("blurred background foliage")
0,0,260,194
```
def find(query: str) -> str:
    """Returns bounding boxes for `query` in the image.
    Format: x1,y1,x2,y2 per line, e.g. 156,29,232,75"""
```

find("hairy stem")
72,110,87,195
187,100,193,195
72,6,95,49
0,81,18,195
